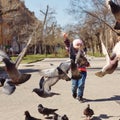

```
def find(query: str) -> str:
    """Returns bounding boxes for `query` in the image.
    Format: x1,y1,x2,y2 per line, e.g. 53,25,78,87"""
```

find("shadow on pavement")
19,68,39,74
84,95,120,102
92,114,120,120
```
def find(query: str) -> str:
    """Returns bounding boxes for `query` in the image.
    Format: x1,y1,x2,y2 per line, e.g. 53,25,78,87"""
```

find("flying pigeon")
38,104,58,117
0,49,31,85
24,111,41,120
83,104,94,120
42,67,70,91
70,48,90,80
33,67,70,97
0,36,32,94
71,59,82,80
109,0,120,29
75,48,90,67
95,39,119,77
33,76,60,98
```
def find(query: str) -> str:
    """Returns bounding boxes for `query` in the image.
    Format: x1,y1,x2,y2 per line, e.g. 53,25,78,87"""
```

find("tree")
67,0,119,55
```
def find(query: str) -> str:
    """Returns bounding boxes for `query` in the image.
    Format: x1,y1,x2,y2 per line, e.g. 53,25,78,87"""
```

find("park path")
0,57,120,120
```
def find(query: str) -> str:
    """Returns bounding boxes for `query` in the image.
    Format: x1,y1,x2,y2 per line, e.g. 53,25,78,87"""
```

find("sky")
24,0,75,27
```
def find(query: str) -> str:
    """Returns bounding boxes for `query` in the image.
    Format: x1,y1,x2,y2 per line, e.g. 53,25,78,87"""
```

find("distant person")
84,46,87,55
63,33,90,102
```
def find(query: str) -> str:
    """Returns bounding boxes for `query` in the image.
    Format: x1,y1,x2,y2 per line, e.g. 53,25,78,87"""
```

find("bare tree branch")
81,8,120,35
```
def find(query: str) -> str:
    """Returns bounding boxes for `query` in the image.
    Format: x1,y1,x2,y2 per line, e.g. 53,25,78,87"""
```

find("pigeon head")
87,104,90,108
62,114,69,120
38,104,43,108
32,88,38,92
32,88,43,94
24,111,30,116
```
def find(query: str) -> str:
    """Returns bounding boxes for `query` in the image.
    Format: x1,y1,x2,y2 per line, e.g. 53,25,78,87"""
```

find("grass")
87,52,105,57
12,54,44,64
11,53,68,64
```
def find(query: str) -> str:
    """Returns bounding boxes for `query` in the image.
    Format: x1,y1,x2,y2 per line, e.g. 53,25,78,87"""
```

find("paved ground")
0,57,120,120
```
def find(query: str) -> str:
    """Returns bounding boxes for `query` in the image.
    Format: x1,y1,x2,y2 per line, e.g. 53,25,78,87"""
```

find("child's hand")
62,32,68,39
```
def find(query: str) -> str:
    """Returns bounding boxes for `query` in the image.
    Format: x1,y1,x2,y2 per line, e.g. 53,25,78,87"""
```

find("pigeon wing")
101,39,110,64
43,107,58,115
15,21,41,68
75,48,83,63
39,76,45,89
13,73,31,85
15,36,32,68
43,76,59,93
95,38,110,77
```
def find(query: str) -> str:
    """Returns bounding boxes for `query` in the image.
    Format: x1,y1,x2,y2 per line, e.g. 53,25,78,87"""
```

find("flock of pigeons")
24,103,94,120
0,0,120,120
0,40,91,120
0,45,92,120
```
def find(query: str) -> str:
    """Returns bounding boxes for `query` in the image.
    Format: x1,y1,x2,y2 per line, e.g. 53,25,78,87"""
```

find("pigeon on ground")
24,111,41,120
33,76,60,98
109,0,120,29
38,104,58,117
53,113,69,120
95,39,119,77
83,104,94,120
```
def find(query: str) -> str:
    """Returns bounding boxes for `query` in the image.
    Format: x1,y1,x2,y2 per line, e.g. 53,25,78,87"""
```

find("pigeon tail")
24,111,42,120
95,71,106,77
